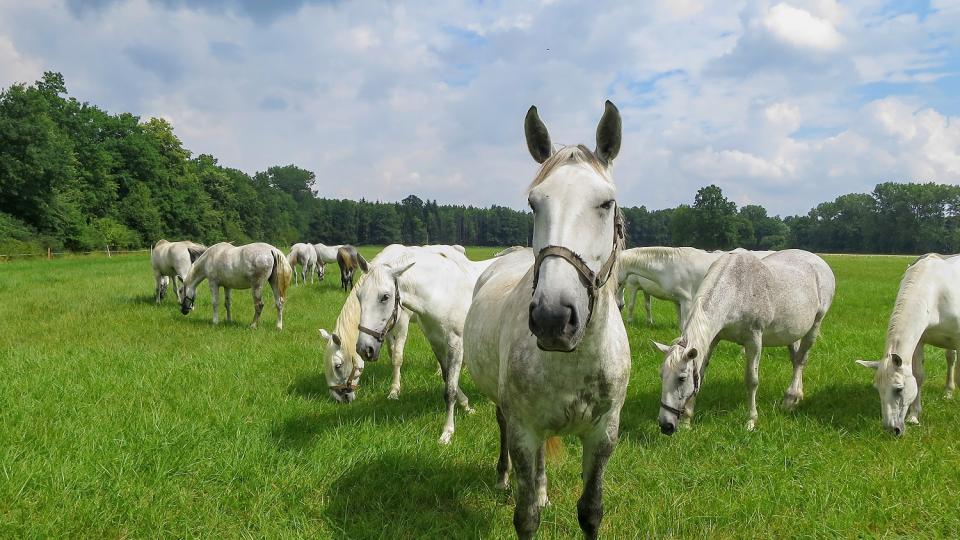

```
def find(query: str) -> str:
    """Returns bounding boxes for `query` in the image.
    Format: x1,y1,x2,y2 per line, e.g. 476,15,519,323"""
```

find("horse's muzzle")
356,336,381,362
659,421,676,435
529,295,581,352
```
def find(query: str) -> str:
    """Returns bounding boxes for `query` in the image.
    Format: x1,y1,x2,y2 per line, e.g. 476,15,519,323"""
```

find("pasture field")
1,248,958,538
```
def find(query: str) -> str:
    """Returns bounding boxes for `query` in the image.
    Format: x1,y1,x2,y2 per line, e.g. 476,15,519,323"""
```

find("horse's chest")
504,362,620,435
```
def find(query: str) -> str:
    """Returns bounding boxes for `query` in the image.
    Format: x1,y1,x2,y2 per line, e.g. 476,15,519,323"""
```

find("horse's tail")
545,436,565,461
272,249,292,300
186,242,207,263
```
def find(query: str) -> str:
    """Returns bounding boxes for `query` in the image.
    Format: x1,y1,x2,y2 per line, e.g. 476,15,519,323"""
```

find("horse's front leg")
437,337,465,444
744,333,762,431
174,276,184,303
945,350,957,399
250,282,265,329
578,422,618,540
154,273,165,304
224,288,232,323
209,281,220,325
386,311,411,399
508,426,542,540
907,346,925,424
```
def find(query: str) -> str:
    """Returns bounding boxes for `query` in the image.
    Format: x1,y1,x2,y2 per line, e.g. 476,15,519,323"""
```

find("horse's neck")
886,284,935,362
682,297,723,353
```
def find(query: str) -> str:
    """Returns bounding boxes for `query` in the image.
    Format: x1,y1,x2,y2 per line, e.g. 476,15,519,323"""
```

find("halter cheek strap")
660,359,702,418
329,361,360,393
357,279,402,356
531,206,625,326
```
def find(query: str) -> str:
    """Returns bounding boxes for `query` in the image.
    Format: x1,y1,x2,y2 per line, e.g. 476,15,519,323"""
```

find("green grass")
0,249,958,538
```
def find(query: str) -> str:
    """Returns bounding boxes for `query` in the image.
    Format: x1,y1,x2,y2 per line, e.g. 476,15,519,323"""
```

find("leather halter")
357,278,402,353
531,206,625,326
660,356,702,418
329,362,360,394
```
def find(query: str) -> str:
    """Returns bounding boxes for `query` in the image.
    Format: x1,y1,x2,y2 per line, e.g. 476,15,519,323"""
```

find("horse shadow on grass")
323,451,494,539
792,380,879,434
274,383,452,450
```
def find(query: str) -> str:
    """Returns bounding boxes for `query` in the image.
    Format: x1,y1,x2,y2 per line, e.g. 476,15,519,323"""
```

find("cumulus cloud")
0,0,957,216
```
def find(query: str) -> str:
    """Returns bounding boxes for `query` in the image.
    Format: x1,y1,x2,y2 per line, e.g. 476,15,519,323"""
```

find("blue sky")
1,0,958,215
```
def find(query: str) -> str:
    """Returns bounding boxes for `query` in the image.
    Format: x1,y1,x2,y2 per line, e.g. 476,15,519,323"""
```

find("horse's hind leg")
783,321,822,411
154,273,166,304
644,291,653,326
495,406,512,490
578,423,618,540
250,282,265,329
224,288,232,323
386,311,411,399
269,277,284,331
623,283,637,323
945,350,957,399
744,333,762,431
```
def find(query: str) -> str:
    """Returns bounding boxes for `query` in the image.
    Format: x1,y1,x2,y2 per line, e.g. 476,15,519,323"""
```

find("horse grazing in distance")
354,245,496,443
180,242,292,330
288,243,318,286
856,253,960,436
313,243,342,281
463,101,629,539
151,239,207,303
336,245,368,291
654,250,835,434
618,272,676,326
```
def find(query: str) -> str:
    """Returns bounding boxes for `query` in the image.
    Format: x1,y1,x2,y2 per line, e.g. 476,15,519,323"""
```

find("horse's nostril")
894,426,903,436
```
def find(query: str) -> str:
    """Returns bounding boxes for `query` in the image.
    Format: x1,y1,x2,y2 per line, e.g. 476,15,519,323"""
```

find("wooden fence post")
106,246,111,258
48,247,51,260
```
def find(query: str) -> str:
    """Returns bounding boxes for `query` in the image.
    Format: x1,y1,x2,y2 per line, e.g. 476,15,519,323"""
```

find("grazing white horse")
654,250,835,433
180,242,292,330
151,239,207,303
313,243,342,280
321,244,464,404
618,272,677,325
287,243,319,285
618,247,775,327
354,245,495,444
463,101,629,539
856,253,960,436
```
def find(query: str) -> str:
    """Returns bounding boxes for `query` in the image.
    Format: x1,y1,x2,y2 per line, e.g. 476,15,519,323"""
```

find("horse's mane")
333,273,367,357
494,246,526,257
528,144,610,191
887,260,934,340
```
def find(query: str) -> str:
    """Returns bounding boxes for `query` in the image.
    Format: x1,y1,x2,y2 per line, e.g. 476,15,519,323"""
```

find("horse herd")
147,102,959,539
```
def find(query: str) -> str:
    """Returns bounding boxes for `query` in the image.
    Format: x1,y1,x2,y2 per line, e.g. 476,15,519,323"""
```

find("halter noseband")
531,206,625,326
329,361,360,394
660,355,702,418
357,279,402,353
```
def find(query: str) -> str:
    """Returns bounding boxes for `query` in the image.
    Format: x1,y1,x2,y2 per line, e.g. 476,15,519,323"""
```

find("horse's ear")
524,105,552,164
390,261,416,278
319,328,331,341
651,340,671,354
358,253,369,272
595,100,621,165
891,353,903,368
855,359,880,370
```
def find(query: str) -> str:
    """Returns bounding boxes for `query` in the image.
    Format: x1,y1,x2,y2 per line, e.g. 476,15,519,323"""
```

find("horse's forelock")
527,144,610,193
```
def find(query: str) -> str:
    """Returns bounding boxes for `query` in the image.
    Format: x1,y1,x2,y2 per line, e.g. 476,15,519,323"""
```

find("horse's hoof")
906,415,920,425
746,419,757,431
679,417,692,429
781,393,802,412
465,406,476,415
249,323,258,329
495,479,510,491
387,389,400,400
537,494,550,508
438,431,453,445
945,391,955,400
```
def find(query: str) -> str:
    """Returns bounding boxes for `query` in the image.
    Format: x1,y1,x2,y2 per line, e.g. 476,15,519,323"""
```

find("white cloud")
762,3,843,51
0,35,41,88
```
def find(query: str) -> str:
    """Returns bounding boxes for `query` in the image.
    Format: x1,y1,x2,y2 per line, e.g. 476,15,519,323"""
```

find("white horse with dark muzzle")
151,239,207,303
288,243,318,285
353,245,494,444
180,242,292,330
856,253,960,436
654,250,835,434
463,101,630,540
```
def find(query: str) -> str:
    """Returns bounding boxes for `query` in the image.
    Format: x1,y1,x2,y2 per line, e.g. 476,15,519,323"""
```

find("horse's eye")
678,374,687,382
893,387,903,394
334,361,343,370
381,293,390,303
599,199,615,210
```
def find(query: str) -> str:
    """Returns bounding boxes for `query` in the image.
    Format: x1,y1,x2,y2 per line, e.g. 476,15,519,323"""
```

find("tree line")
2,73,959,256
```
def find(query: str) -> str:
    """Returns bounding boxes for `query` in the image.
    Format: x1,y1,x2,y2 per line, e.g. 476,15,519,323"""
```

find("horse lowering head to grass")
463,101,629,540
288,243,318,286
180,242,292,330
336,245,368,291
856,253,960,436
151,239,207,304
